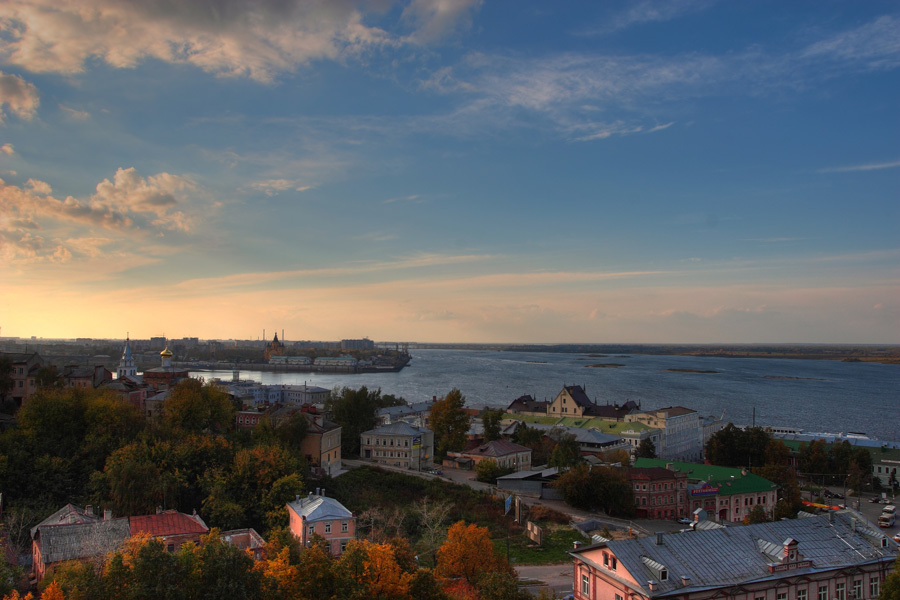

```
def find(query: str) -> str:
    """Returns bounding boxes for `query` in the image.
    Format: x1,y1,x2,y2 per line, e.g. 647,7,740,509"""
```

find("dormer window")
660,568,668,581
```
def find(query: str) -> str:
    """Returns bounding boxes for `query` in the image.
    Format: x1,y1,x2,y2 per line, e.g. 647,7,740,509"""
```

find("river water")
193,349,900,442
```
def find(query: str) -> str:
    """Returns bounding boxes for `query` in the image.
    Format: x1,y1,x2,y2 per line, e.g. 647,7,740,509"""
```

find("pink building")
287,490,355,556
571,511,897,600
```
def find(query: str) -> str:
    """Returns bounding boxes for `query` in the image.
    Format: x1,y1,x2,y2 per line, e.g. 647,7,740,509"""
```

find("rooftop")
633,458,778,496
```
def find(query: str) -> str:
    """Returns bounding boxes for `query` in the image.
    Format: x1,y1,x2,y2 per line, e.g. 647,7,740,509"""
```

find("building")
506,394,550,417
117,336,138,380
142,345,189,390
446,440,532,472
268,355,311,367
30,505,130,584
287,491,355,556
301,410,343,477
548,385,640,421
634,458,779,523
360,422,434,471
341,338,375,351
130,510,209,552
4,351,43,407
570,510,898,600
63,364,111,389
629,467,689,519
264,333,285,361
625,407,703,461
376,399,435,428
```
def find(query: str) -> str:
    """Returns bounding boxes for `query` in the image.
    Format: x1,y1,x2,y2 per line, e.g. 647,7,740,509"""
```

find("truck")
878,505,896,528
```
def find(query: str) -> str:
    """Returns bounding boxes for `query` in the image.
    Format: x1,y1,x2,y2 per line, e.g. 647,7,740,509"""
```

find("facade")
626,407,703,461
264,333,285,361
64,365,111,389
629,467,689,519
448,440,532,472
268,355,311,367
505,394,550,417
377,399,435,427
117,337,138,380
142,345,189,390
634,459,779,523
360,422,434,471
5,351,43,407
340,338,375,351
287,491,356,556
571,510,897,600
31,505,130,584
548,385,640,420
302,412,343,477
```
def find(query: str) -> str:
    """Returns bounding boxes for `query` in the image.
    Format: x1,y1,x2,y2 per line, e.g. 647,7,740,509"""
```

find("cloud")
0,71,40,122
59,104,90,120
581,0,716,35
0,167,204,263
384,193,421,204
818,159,900,173
249,179,314,196
0,1,480,83
801,15,900,72
0,143,13,155
401,0,482,43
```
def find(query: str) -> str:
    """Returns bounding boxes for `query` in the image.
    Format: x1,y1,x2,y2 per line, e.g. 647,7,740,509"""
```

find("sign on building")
525,521,543,546
413,435,422,449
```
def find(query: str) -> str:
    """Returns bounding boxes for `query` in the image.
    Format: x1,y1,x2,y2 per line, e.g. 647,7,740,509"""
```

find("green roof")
633,458,779,496
502,413,658,434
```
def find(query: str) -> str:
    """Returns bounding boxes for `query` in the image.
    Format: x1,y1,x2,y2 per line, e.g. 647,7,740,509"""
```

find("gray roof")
287,495,353,523
362,421,427,436
572,511,897,597
377,401,433,418
518,422,623,445
36,518,130,565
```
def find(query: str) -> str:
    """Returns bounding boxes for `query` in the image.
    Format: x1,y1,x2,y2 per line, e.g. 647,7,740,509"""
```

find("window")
797,588,807,600
581,574,589,595
778,592,788,600
342,521,348,533
871,578,880,598
659,568,667,581
616,595,623,600
610,557,617,570
325,522,332,534
818,586,828,600
836,582,845,600
308,525,314,537
167,543,175,552
602,552,609,567
853,580,862,599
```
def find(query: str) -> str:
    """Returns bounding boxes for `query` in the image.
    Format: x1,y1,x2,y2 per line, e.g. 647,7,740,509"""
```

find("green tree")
553,464,597,510
474,459,512,484
879,555,900,600
743,504,769,524
429,389,469,462
549,433,582,470
164,379,235,434
327,386,396,456
635,437,657,459
705,424,770,468
34,366,63,389
481,409,504,442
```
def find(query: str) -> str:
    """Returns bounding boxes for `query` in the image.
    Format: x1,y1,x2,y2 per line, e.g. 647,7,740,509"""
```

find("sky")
0,0,898,344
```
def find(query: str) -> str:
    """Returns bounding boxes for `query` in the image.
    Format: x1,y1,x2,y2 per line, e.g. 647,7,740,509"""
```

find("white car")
893,533,900,544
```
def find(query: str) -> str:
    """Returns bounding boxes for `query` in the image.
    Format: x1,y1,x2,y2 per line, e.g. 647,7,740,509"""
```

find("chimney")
316,487,320,496
295,494,300,502
681,576,691,587
665,463,674,471
321,488,325,497
656,532,664,545
851,518,857,533
85,505,93,516
104,509,112,521
573,541,582,550
648,581,658,591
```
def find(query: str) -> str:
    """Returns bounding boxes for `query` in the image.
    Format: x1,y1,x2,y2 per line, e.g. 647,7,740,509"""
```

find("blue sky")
0,0,897,343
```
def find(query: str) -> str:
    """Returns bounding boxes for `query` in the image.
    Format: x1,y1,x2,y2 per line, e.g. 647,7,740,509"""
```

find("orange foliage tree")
336,539,413,600
434,521,510,584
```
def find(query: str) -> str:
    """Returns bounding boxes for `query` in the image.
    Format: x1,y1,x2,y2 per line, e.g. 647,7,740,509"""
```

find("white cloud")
0,143,13,155
818,159,900,173
59,104,90,120
801,15,900,72
581,0,716,35
0,71,40,122
249,179,313,196
0,1,480,83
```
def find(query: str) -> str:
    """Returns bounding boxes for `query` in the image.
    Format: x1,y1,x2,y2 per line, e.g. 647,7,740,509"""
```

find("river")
192,349,900,442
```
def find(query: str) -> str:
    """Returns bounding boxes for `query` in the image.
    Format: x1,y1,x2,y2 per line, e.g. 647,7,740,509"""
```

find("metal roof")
572,511,897,597
287,495,353,523
36,519,130,565
362,421,428,436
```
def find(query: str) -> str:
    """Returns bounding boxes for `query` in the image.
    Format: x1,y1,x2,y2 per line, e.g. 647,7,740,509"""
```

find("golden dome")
160,346,173,357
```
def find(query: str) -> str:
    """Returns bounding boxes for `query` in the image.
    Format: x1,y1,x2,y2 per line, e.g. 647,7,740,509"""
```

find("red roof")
130,511,208,537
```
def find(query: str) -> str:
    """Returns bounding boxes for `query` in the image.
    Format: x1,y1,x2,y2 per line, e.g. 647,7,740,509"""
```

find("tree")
430,390,469,462
0,357,13,404
475,459,512,484
879,555,900,600
327,386,392,456
435,521,510,584
553,464,597,510
636,437,657,459
705,424,770,468
164,379,235,434
743,505,769,525
334,540,413,600
34,366,63,389
481,409,504,442
549,433,582,470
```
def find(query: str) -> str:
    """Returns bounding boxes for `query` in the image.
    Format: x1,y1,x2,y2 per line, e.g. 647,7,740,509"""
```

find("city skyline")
1,1,898,343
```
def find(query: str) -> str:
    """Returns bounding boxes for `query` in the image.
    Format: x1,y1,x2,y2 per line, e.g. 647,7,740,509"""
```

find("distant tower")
160,342,173,368
264,332,285,361
118,335,137,380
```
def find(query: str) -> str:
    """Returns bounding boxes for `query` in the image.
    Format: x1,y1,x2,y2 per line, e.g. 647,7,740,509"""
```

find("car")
870,497,882,503
677,518,692,524
893,534,900,544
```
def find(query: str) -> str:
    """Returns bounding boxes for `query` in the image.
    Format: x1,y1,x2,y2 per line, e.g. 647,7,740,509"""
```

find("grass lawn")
494,522,585,565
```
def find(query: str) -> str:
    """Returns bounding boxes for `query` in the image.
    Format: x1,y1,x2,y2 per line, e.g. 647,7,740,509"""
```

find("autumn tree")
412,496,453,567
879,555,900,600
743,504,769,525
334,540,413,600
327,386,403,456
435,521,510,584
430,389,469,462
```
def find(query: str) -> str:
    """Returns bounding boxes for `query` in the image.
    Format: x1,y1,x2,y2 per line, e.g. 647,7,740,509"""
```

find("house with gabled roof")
548,385,640,421
287,490,355,556
447,439,532,472
130,509,209,552
570,510,897,600
360,421,434,471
